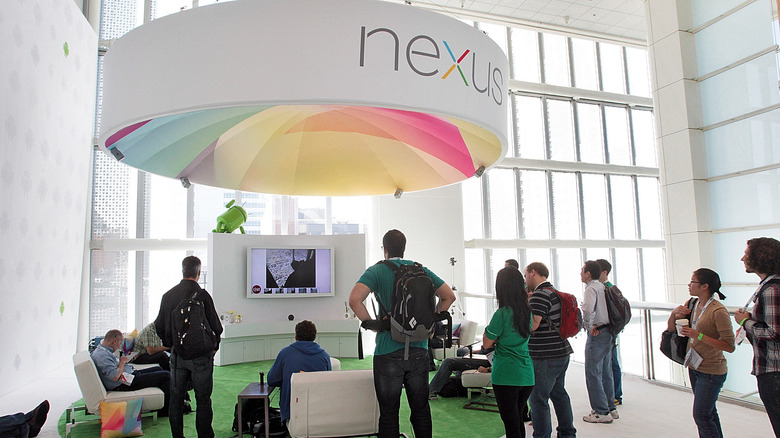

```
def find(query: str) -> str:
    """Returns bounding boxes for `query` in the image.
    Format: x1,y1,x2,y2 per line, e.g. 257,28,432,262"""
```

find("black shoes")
27,400,49,438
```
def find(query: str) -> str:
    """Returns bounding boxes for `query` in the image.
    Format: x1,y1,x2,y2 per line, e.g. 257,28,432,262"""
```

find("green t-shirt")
357,259,445,356
484,307,535,386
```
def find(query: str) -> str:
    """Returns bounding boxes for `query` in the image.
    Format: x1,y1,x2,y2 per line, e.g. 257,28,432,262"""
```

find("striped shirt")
529,282,573,359
745,277,780,375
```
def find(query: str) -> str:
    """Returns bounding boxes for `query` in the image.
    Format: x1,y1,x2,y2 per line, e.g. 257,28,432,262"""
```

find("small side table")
237,382,272,438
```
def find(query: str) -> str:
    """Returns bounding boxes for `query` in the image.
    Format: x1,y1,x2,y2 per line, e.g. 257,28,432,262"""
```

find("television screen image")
248,248,333,298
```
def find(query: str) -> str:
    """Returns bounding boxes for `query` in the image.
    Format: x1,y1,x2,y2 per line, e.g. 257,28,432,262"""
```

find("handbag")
659,298,697,365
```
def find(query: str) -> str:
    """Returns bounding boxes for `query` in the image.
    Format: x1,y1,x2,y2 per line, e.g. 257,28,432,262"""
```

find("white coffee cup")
675,319,689,336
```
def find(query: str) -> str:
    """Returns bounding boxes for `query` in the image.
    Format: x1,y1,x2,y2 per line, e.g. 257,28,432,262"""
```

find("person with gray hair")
155,256,222,438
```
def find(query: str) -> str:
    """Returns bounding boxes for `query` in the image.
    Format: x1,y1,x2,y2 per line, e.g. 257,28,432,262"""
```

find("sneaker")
610,409,619,420
582,412,613,423
614,398,622,405
428,393,438,400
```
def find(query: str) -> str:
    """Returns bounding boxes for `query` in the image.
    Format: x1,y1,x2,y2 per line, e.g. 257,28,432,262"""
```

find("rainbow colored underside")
105,105,501,196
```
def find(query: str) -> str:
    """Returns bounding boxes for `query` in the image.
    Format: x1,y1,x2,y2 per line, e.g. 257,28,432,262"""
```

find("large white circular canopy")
99,0,509,196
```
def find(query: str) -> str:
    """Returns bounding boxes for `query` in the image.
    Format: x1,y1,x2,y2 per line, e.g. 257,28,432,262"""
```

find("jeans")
170,352,215,438
132,351,170,371
689,369,726,438
584,331,615,415
494,384,534,438
612,342,622,402
0,413,28,437
757,371,780,437
529,356,576,438
374,347,431,438
428,357,490,394
113,366,170,415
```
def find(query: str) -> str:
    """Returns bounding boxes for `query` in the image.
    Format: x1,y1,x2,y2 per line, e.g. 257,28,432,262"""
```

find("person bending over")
91,329,170,416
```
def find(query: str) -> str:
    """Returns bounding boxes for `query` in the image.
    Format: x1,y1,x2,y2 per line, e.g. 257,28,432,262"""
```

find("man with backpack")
580,260,618,424
349,229,456,438
155,256,223,438
597,259,623,406
525,262,577,438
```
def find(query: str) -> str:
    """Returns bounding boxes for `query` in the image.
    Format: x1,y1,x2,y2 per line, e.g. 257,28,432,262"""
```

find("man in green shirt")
349,229,455,438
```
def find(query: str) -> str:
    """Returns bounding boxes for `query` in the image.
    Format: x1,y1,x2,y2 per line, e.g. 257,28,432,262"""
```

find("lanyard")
691,297,714,330
743,274,779,309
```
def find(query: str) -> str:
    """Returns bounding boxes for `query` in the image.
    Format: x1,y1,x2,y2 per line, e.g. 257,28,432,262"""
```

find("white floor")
0,361,774,437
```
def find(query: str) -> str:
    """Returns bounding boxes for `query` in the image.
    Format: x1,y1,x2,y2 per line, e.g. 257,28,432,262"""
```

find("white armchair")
288,369,381,437
431,319,480,361
67,351,165,436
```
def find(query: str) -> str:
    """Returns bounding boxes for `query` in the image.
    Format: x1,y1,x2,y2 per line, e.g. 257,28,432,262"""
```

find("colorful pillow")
100,398,144,438
452,323,462,338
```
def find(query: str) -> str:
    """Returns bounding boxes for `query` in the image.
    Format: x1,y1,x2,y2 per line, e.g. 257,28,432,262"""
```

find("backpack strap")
537,286,563,335
373,260,397,317
595,285,612,331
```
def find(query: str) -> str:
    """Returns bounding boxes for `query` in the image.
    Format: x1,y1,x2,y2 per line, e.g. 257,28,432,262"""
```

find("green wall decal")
63,42,69,57
60,301,65,316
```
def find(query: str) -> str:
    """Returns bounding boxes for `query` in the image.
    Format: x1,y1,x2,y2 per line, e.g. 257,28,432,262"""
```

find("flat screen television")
247,247,334,298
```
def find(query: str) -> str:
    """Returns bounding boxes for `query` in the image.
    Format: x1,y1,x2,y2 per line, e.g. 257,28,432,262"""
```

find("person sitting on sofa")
91,329,171,416
428,345,494,399
268,320,332,425
130,322,170,370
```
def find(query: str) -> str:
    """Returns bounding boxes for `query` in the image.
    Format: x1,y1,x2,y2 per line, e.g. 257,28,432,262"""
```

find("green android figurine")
213,200,248,234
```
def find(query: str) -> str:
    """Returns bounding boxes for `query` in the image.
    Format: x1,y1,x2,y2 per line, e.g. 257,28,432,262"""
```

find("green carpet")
58,357,504,437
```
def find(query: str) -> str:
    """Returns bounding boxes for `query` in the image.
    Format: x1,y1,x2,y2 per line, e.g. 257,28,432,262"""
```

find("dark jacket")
154,279,223,353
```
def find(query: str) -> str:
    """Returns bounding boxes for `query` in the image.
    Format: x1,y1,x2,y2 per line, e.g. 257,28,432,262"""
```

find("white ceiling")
401,0,648,44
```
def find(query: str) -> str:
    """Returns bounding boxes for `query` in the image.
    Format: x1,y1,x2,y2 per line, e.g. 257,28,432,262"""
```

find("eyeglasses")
688,281,701,285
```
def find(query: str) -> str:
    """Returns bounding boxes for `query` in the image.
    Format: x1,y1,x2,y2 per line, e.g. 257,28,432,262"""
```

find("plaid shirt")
745,276,780,375
132,322,164,355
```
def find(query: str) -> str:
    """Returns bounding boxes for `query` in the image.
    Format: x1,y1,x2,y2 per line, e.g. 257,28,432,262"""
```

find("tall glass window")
462,25,663,354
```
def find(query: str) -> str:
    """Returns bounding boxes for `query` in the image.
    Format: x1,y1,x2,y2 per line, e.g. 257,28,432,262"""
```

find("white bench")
287,369,379,438
461,369,497,412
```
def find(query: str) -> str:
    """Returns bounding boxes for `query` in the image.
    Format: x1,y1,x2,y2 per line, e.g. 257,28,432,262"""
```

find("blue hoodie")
268,340,331,421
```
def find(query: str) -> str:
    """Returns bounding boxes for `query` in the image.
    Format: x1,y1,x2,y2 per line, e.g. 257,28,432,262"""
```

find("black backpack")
597,284,632,335
232,399,286,438
370,260,450,359
171,291,217,360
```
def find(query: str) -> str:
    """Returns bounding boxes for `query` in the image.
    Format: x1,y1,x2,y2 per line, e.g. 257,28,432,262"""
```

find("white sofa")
68,351,165,436
287,369,380,438
431,319,480,361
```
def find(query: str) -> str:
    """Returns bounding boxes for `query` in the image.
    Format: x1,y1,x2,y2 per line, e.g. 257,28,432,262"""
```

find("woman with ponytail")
666,268,735,438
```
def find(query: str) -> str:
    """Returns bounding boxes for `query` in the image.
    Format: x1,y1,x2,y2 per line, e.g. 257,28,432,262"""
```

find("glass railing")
460,294,764,408
623,302,763,407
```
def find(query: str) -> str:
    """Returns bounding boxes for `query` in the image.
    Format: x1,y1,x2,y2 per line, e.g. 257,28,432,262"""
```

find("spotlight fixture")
394,188,403,199
109,148,124,161
180,177,191,188
474,165,486,178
